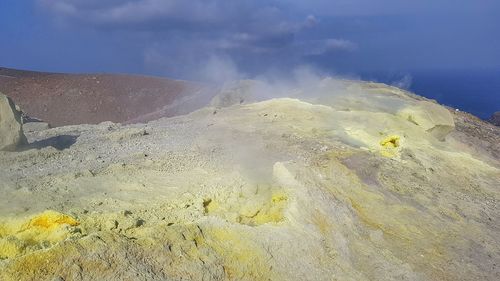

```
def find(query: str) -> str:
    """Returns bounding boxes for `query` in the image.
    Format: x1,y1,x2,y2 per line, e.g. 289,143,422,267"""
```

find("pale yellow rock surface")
0,79,498,281
0,93,26,151
397,100,455,140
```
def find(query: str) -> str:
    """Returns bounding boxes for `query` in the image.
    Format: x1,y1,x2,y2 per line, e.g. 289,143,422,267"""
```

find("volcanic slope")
0,78,499,281
0,67,216,126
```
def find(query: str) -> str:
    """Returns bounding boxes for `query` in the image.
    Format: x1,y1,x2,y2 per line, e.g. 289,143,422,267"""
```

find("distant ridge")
0,67,217,126
0,67,52,78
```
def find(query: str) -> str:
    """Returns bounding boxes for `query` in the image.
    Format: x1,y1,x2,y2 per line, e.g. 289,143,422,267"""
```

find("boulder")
398,100,455,141
488,111,500,126
0,93,27,151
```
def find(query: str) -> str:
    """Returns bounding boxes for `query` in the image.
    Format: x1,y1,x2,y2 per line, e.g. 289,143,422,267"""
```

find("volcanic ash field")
0,78,499,281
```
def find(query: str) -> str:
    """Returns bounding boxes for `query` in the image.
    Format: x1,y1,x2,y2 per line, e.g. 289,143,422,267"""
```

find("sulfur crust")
0,79,498,281
0,210,79,259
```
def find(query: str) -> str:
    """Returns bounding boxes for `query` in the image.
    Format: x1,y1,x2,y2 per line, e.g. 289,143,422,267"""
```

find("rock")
488,111,500,126
23,122,50,133
21,112,45,123
398,100,455,141
0,93,27,151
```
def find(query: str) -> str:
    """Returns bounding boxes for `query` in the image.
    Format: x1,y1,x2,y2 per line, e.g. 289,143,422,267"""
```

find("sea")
360,69,500,120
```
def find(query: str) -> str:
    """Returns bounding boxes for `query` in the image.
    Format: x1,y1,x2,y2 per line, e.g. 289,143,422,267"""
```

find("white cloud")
324,39,357,51
37,0,359,76
298,39,357,56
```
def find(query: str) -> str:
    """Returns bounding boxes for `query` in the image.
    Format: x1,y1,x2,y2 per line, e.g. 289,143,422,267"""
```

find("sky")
1,0,500,80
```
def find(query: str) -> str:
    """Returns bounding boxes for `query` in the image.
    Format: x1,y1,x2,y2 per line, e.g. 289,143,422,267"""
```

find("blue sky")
1,0,499,80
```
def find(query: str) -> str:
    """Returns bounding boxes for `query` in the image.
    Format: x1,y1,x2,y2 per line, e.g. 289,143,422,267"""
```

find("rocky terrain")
0,78,499,281
0,67,216,126
489,112,500,126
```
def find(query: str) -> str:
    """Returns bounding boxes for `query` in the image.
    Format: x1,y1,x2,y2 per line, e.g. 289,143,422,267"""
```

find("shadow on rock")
25,135,79,151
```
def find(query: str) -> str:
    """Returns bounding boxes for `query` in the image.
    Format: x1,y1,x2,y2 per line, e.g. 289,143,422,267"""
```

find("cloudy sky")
1,0,499,80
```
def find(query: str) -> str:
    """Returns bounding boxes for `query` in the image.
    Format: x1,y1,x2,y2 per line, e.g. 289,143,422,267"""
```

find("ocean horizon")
362,69,500,120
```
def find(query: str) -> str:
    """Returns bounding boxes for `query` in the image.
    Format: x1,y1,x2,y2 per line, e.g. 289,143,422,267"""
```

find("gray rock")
23,122,50,133
488,111,500,126
0,93,27,151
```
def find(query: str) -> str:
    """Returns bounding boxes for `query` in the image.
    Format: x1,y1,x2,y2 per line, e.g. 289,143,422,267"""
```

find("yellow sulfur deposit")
248,191,288,225
204,188,288,226
27,210,79,229
0,80,498,280
0,210,79,259
380,135,400,148
205,226,274,280
379,135,401,157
